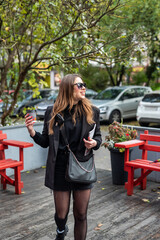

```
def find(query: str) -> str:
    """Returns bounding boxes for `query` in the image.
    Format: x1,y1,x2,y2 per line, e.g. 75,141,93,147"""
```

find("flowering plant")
102,121,138,152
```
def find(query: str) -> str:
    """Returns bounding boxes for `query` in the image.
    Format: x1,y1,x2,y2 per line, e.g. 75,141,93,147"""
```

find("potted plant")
102,121,138,185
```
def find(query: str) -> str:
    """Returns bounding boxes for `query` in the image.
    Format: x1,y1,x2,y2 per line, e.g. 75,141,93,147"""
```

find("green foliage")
150,80,160,91
79,64,110,91
0,0,159,125
22,106,36,116
132,71,148,85
0,0,122,125
92,0,160,86
124,0,160,83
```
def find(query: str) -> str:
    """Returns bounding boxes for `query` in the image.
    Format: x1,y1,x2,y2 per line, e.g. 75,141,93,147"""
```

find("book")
84,124,96,156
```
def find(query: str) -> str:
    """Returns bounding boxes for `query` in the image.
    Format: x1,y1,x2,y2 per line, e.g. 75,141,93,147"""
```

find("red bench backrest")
140,134,160,142
139,130,160,159
0,131,7,159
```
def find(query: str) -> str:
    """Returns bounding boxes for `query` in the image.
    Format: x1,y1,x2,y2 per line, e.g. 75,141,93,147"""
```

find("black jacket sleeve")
31,106,52,148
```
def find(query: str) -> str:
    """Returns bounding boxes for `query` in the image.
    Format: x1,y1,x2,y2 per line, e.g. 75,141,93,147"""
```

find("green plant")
102,121,138,152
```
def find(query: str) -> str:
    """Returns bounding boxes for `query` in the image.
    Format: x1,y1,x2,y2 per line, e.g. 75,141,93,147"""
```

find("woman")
25,74,102,240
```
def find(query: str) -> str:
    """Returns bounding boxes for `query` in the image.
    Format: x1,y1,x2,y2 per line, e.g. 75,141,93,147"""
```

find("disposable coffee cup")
27,110,37,122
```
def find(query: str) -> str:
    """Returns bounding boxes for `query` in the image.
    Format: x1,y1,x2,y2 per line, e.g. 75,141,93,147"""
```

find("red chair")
0,130,33,194
115,130,160,196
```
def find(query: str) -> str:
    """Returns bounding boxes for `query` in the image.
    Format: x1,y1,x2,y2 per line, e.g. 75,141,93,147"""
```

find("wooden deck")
1,167,160,240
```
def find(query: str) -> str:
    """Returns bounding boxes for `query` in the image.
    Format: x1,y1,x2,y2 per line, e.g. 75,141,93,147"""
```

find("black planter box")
110,148,128,185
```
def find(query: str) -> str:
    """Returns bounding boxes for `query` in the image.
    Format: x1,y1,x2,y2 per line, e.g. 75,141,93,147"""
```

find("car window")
48,91,59,100
94,88,123,100
40,90,55,98
136,88,150,97
122,89,137,99
142,94,160,103
85,89,97,98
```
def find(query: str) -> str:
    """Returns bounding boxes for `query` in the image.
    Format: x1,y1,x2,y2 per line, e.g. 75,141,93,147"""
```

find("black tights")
54,189,91,240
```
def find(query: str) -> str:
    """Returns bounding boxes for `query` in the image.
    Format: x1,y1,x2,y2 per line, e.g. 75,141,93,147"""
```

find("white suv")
136,91,160,127
91,86,152,123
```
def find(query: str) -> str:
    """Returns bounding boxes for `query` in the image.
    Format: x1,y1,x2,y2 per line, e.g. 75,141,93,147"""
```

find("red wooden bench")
0,130,33,194
115,130,160,196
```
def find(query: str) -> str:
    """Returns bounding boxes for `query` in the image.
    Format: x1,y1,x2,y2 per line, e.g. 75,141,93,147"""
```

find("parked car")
85,89,97,99
36,90,59,119
136,91,160,127
12,88,58,117
91,85,152,123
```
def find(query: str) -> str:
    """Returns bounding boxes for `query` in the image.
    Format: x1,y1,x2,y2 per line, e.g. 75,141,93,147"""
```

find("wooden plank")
126,160,160,171
2,140,34,148
0,168,160,240
139,144,160,152
140,134,160,142
0,159,22,170
0,144,8,150
0,133,7,140
115,139,145,148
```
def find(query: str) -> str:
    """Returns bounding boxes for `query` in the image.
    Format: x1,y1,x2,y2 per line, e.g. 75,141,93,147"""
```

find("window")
122,89,136,99
142,93,160,103
136,88,149,97
94,88,123,100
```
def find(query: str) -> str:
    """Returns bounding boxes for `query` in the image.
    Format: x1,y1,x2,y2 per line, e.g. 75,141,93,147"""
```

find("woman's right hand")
25,113,36,137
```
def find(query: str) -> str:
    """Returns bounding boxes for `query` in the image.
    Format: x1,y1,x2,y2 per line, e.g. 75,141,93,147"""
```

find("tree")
128,0,160,86
80,64,110,91
87,0,160,87
0,0,122,125
85,1,139,86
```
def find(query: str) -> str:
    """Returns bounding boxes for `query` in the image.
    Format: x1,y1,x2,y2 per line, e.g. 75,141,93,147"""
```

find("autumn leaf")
151,188,157,192
142,198,150,203
94,227,101,231
97,223,103,227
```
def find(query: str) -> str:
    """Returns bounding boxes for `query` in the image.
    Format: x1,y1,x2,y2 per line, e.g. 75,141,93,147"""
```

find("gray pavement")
95,129,111,171
2,128,160,240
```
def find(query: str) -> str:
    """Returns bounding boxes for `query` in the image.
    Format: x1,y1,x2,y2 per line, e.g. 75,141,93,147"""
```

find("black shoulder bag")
60,126,97,184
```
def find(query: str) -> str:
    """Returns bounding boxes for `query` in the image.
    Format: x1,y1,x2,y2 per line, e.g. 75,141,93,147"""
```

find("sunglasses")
73,82,86,89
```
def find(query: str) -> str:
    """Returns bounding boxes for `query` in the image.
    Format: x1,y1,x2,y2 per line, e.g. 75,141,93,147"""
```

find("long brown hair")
49,74,95,134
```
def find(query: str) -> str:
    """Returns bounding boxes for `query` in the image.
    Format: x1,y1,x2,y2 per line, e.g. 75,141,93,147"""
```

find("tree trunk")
106,67,115,86
1,70,27,126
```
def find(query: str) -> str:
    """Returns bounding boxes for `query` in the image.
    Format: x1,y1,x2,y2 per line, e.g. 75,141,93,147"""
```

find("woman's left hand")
83,137,97,149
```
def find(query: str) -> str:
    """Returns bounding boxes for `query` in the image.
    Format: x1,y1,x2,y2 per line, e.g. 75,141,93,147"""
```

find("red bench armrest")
2,140,33,148
115,139,145,149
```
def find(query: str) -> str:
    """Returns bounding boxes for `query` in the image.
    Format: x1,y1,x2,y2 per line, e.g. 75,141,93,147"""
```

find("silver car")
91,86,152,123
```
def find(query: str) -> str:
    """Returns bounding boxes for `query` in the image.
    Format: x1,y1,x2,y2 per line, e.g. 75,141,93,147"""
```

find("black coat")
32,106,102,190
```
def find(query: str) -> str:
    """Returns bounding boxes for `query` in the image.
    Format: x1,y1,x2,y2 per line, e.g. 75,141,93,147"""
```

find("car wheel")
139,122,149,127
109,110,121,124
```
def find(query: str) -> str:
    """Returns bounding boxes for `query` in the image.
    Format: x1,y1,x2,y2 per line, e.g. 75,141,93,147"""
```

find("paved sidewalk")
1,167,160,240
95,129,111,171
1,129,160,240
